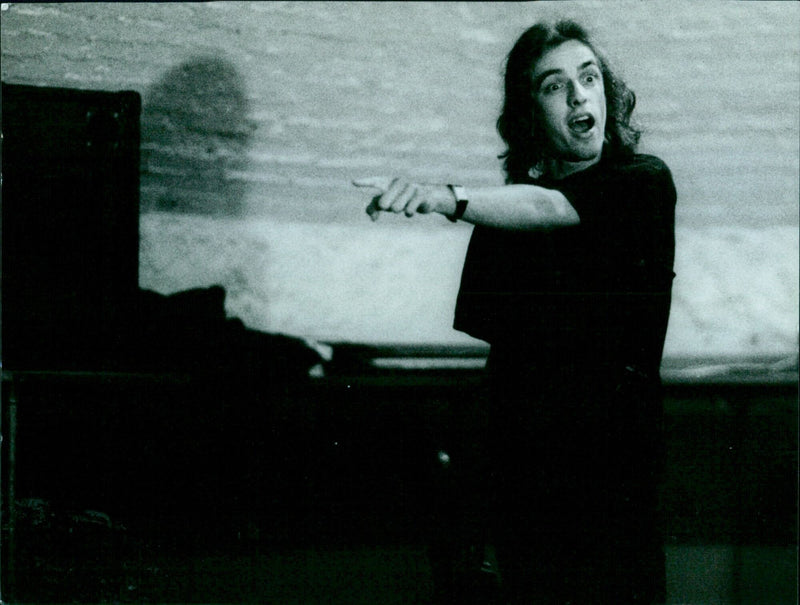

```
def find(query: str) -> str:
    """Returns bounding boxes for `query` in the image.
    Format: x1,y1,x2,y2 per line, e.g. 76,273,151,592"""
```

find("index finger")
352,176,394,192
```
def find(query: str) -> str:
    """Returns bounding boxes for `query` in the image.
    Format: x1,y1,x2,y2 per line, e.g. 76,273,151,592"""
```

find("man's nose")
568,81,587,106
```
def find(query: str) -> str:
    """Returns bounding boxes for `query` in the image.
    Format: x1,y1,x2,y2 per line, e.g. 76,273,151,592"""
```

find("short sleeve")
557,154,677,288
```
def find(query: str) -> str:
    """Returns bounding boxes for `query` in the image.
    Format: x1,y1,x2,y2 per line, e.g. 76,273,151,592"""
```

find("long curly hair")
497,20,641,184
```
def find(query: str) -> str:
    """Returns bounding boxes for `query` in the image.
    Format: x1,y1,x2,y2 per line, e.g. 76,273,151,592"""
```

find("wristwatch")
446,184,468,223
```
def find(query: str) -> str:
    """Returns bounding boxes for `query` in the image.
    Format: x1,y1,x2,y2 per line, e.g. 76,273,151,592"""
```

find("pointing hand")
353,177,452,221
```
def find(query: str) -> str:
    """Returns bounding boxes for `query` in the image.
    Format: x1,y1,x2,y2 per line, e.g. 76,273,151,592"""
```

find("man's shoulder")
610,153,671,175
606,154,676,197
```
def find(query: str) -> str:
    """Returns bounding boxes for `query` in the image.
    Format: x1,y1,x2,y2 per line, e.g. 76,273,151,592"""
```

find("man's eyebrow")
532,59,600,91
532,68,562,91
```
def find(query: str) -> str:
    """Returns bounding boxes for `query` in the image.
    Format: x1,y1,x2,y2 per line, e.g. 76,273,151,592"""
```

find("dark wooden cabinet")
2,82,141,370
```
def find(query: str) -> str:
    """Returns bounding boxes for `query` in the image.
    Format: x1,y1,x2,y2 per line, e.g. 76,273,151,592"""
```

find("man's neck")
544,154,602,180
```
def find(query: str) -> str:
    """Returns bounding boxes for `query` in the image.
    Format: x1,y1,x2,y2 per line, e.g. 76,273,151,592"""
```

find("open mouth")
568,114,595,134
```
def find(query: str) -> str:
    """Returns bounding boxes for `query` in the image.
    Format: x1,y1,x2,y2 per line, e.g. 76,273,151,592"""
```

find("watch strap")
446,184,468,222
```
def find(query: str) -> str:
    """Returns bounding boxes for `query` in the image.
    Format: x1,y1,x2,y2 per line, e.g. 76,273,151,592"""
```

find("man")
354,20,676,604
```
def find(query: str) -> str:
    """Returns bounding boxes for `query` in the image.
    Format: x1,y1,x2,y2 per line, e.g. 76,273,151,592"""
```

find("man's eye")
544,81,563,93
582,72,601,85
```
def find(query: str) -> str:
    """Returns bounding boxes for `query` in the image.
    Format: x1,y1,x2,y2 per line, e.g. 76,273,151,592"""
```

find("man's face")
531,40,607,167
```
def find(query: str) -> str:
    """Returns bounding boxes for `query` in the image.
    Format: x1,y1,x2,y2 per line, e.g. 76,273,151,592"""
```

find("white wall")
3,2,798,357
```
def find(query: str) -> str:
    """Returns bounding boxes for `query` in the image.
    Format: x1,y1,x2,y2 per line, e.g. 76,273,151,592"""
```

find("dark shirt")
453,153,677,383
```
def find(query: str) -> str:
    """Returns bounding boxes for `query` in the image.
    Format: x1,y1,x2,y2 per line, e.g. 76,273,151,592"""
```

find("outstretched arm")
353,176,579,231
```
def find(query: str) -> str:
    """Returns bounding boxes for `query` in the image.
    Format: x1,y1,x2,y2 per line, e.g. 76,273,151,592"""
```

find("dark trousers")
486,352,667,605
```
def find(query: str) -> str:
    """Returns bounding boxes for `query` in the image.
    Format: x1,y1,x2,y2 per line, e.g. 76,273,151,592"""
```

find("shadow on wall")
140,56,255,215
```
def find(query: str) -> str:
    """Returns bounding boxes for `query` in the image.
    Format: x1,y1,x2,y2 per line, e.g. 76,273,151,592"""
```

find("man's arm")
353,177,579,231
